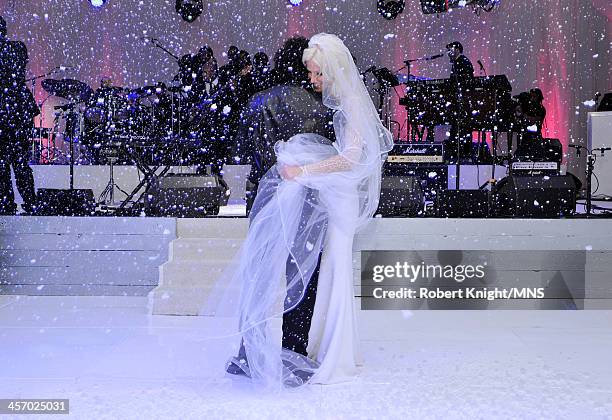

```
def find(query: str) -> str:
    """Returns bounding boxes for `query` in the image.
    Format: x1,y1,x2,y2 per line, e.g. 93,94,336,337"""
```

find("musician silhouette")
445,41,475,163
514,88,547,161
0,16,38,214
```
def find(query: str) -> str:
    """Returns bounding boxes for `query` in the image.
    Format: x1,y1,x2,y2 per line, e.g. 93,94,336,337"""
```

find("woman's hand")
279,165,303,181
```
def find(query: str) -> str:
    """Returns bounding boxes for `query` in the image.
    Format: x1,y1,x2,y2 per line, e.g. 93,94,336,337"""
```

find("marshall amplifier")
384,143,446,201
386,143,444,164
511,161,559,177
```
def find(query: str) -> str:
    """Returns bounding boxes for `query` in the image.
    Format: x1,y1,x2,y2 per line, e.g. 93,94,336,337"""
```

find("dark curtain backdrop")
1,0,610,177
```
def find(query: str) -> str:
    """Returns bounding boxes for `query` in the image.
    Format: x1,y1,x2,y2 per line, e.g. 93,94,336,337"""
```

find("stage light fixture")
288,0,303,5
89,0,107,8
176,0,204,23
377,0,405,20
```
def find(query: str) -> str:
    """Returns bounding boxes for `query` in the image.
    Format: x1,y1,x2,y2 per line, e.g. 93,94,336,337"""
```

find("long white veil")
199,33,393,390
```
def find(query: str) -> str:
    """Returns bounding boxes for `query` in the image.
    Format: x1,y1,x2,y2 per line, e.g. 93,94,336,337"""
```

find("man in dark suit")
226,36,335,375
0,16,38,214
445,41,475,162
447,41,474,83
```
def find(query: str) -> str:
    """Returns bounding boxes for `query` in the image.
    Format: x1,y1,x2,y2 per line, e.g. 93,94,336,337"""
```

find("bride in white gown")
201,33,393,389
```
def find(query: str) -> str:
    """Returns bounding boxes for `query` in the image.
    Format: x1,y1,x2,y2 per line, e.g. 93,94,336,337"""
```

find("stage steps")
0,216,176,296
148,218,248,315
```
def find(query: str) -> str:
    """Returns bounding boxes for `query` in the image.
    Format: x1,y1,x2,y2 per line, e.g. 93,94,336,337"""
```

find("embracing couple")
201,33,393,389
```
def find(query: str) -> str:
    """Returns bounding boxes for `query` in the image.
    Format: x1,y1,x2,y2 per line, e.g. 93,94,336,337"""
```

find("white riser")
149,285,244,316
176,218,248,239
2,284,154,296
149,218,612,314
168,238,243,261
1,266,157,285
0,250,163,267
159,260,239,287
1,216,176,296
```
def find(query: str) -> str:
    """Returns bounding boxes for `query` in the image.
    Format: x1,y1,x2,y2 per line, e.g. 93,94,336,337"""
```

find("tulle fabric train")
201,133,359,389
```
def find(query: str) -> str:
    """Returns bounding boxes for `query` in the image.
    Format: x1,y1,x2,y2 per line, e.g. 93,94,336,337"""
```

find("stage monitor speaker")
436,189,489,218
491,174,577,218
146,173,228,217
36,189,95,216
376,175,424,217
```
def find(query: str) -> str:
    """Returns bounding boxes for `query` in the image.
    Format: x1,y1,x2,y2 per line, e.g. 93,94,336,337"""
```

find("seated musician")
445,41,475,163
513,88,546,161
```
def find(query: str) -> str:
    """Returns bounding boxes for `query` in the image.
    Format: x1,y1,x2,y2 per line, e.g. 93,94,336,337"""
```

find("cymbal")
97,86,125,94
129,84,167,98
42,78,93,102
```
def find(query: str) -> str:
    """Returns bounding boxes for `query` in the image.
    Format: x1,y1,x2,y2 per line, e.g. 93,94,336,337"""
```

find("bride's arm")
299,127,363,176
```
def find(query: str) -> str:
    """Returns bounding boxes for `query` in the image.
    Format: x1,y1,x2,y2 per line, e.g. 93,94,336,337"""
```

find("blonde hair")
302,46,323,68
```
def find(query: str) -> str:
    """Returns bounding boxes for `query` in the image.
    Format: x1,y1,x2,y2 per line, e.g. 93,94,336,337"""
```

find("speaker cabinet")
36,189,95,216
436,189,489,218
491,175,577,218
377,176,424,217
145,174,228,217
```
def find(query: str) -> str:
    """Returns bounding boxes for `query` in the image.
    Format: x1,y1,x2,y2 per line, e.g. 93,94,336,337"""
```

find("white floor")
1,296,611,419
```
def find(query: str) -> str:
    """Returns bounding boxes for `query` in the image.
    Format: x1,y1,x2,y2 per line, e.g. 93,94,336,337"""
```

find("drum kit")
27,35,227,211
35,76,207,208
39,78,193,152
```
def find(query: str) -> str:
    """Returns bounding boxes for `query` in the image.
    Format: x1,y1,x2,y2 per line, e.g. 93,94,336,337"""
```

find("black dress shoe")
225,356,251,377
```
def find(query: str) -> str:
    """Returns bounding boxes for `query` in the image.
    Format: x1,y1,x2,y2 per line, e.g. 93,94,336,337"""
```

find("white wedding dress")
200,34,392,390
305,181,363,384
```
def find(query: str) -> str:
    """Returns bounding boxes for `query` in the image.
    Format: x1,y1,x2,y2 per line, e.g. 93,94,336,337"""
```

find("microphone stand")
145,37,180,62
570,145,611,217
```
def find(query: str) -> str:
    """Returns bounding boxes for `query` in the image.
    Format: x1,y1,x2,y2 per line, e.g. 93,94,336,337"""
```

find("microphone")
405,53,444,65
58,65,75,72
477,60,487,76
